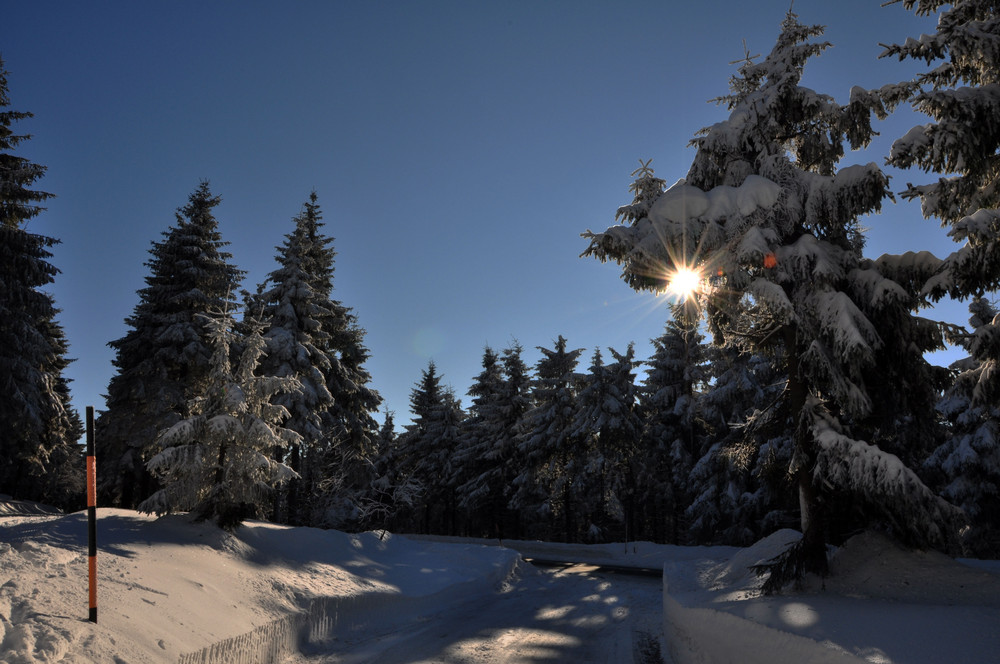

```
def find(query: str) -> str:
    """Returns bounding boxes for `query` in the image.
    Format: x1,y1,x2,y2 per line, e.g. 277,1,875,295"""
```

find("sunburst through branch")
667,265,702,300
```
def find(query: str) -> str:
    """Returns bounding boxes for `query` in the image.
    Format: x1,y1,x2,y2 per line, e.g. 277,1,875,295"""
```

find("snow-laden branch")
808,399,965,553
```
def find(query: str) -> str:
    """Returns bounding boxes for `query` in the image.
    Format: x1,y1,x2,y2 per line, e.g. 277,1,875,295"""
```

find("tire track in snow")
291,563,664,664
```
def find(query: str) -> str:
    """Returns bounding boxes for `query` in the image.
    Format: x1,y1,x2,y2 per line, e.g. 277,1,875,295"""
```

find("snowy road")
289,563,665,664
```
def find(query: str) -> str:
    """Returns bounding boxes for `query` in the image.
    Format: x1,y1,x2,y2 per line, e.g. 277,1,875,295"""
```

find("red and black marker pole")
86,406,97,624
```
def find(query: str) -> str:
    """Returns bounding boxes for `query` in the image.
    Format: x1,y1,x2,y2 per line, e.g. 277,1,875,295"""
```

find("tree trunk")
563,483,574,543
786,325,829,577
214,442,227,487
797,465,828,576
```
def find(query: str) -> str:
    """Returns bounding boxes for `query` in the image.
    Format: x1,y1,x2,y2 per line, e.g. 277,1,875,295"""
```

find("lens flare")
667,266,702,300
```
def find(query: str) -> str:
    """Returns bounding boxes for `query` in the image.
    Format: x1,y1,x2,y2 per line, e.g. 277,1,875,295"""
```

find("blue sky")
2,1,964,431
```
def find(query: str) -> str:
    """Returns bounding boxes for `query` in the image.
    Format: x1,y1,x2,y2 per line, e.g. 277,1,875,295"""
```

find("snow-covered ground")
2,496,999,663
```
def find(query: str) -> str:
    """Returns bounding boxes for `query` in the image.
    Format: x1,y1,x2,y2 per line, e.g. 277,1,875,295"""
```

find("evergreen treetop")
0,56,53,229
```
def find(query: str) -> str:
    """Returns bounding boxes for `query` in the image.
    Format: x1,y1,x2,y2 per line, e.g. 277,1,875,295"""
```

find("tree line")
1,1,998,587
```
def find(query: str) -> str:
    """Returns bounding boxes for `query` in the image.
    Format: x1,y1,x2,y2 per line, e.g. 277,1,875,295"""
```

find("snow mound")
825,530,1000,606
663,529,1000,664
0,497,62,518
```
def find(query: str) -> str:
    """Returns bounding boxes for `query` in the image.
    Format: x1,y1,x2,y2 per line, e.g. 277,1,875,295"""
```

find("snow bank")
661,530,866,664
663,583,868,664
824,530,1000,605
177,536,523,664
0,500,519,663
661,529,1000,664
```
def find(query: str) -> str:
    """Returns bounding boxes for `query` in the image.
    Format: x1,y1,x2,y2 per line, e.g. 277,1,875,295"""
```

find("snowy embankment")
660,529,1000,664
0,499,520,663
2,496,1000,663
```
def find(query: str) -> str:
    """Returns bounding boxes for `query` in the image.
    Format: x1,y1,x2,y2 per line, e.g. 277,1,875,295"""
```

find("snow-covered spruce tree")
0,56,52,229
881,0,1000,554
926,298,1000,555
511,336,585,541
426,387,466,535
674,294,796,548
570,345,643,542
637,303,710,543
35,321,86,510
253,193,339,524
273,193,383,527
688,344,793,546
601,345,644,541
354,411,423,532
453,346,506,535
98,183,243,508
683,339,744,546
397,361,465,534
0,56,82,506
583,13,963,588
455,342,532,539
140,312,300,530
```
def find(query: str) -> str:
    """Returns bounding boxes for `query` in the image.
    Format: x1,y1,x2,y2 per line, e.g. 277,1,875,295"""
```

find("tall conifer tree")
98,182,244,507
882,1,1000,555
882,0,1000,298
254,193,337,523
0,56,81,505
276,193,384,525
584,13,961,586
511,336,585,541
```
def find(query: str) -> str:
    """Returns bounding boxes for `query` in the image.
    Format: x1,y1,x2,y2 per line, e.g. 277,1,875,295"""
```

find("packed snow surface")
1,497,999,663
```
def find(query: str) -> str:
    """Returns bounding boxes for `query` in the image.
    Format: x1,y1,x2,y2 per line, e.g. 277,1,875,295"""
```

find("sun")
667,266,702,300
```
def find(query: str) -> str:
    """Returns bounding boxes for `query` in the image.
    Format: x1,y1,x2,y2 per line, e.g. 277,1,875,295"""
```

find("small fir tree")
637,304,710,543
140,312,300,530
454,346,507,533
927,298,1000,555
354,411,423,532
456,342,532,539
397,362,465,534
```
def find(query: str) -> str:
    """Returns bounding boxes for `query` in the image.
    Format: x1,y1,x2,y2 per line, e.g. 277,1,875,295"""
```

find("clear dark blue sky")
2,1,963,430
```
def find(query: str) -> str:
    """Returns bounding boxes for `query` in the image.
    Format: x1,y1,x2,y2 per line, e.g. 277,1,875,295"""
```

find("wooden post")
86,406,97,624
